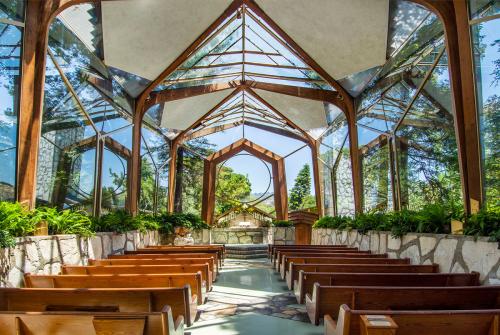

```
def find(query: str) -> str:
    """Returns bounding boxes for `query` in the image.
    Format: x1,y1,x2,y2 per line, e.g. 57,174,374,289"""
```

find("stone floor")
186,258,322,335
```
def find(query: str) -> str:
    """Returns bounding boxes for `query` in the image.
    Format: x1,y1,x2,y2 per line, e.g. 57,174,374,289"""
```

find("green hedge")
313,204,500,241
0,201,209,248
272,220,294,227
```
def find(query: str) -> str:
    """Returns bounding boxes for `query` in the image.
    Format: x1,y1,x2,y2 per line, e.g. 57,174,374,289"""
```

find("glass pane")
361,140,392,212
101,147,128,212
335,136,355,216
469,0,500,19
285,145,315,211
177,148,204,215
471,18,500,209
0,0,24,21
320,162,334,216
0,22,21,200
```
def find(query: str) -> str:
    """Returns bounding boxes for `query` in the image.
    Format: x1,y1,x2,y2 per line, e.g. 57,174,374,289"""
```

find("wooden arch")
201,138,288,225
16,0,482,218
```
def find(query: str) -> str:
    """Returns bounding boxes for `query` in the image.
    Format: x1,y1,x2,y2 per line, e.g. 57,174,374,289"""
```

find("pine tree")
289,164,311,210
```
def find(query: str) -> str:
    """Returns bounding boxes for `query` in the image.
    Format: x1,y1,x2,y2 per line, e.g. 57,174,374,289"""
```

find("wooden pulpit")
289,210,319,245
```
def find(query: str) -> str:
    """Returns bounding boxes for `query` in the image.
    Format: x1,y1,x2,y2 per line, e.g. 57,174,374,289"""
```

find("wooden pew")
0,286,197,327
269,245,353,262
275,249,366,270
62,264,213,291
268,244,350,258
294,271,480,304
286,263,439,290
280,254,394,279
142,245,225,261
325,305,500,335
307,285,499,325
90,257,218,276
0,306,183,335
24,273,206,305
126,250,222,267
111,252,221,270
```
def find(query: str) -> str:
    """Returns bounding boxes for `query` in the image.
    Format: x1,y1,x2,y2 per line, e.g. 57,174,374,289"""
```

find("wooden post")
346,100,363,214
310,140,323,216
167,141,178,212
201,160,217,225
273,158,288,220
129,115,142,215
16,1,58,208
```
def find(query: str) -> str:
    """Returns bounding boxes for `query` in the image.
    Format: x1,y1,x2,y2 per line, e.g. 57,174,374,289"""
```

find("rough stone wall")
271,227,295,245
211,228,265,244
0,230,161,288
312,229,500,284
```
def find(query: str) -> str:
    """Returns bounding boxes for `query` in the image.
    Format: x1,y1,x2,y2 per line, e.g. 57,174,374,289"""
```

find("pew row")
275,250,368,270
89,257,218,276
62,264,213,291
0,306,183,335
286,263,439,290
268,244,349,260
142,245,225,261
125,250,222,267
0,286,197,327
24,273,206,305
306,284,499,325
107,254,219,273
280,255,401,280
324,305,500,335
294,271,480,304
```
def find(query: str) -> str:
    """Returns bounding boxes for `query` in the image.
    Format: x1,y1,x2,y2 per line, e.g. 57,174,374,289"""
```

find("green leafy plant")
313,216,353,229
416,204,452,234
95,210,140,233
272,220,293,227
0,202,35,237
353,212,390,234
463,209,500,242
31,207,94,237
0,230,16,248
387,209,420,238
157,212,209,232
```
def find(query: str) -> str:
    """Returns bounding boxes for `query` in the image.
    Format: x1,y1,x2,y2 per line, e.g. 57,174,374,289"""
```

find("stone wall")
270,227,295,245
211,228,265,244
312,229,500,284
0,230,161,288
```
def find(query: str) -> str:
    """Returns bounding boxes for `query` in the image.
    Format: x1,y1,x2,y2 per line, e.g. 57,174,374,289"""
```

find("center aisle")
187,258,323,335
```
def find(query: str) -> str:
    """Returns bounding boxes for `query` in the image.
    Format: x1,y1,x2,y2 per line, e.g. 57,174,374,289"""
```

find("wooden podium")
289,210,319,245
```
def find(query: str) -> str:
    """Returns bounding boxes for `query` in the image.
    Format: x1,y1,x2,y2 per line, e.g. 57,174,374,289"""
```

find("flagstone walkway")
186,258,323,335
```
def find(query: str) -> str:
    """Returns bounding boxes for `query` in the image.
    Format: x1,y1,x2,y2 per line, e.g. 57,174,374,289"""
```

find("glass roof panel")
157,5,333,92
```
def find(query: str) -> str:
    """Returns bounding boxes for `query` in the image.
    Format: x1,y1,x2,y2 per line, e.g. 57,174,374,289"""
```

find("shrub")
0,230,16,248
157,212,209,232
272,220,293,227
387,209,420,238
463,209,500,242
313,216,352,229
96,210,141,233
0,202,35,237
31,207,94,237
353,212,389,234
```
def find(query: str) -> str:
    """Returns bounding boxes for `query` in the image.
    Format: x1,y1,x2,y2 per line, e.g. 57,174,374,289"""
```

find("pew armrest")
324,314,337,335
359,314,398,335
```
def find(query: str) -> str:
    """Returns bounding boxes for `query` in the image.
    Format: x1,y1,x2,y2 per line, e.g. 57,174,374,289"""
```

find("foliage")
312,203,481,239
463,209,500,242
31,207,94,237
0,202,35,237
313,215,353,230
157,212,209,232
215,166,251,214
289,164,312,210
272,220,293,227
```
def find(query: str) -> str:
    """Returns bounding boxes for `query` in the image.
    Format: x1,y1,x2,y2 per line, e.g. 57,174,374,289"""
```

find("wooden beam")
167,141,179,212
207,138,283,163
310,140,323,216
184,121,244,141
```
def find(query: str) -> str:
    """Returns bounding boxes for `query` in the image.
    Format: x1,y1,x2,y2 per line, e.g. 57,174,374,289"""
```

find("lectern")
289,210,319,245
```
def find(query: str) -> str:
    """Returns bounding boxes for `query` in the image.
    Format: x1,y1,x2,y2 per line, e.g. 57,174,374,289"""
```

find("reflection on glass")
101,147,127,212
361,140,391,212
469,0,500,19
0,0,24,21
0,22,22,200
471,18,500,209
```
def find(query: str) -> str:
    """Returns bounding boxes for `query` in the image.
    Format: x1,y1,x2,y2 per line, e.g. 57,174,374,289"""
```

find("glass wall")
356,5,462,211
318,113,355,216
36,4,142,215
0,0,24,201
470,1,500,210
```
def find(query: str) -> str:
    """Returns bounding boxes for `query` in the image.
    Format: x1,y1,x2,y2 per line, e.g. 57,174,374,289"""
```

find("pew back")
0,307,181,335
325,305,500,335
0,286,196,327
294,271,480,304
24,273,205,305
275,250,368,269
307,285,500,325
